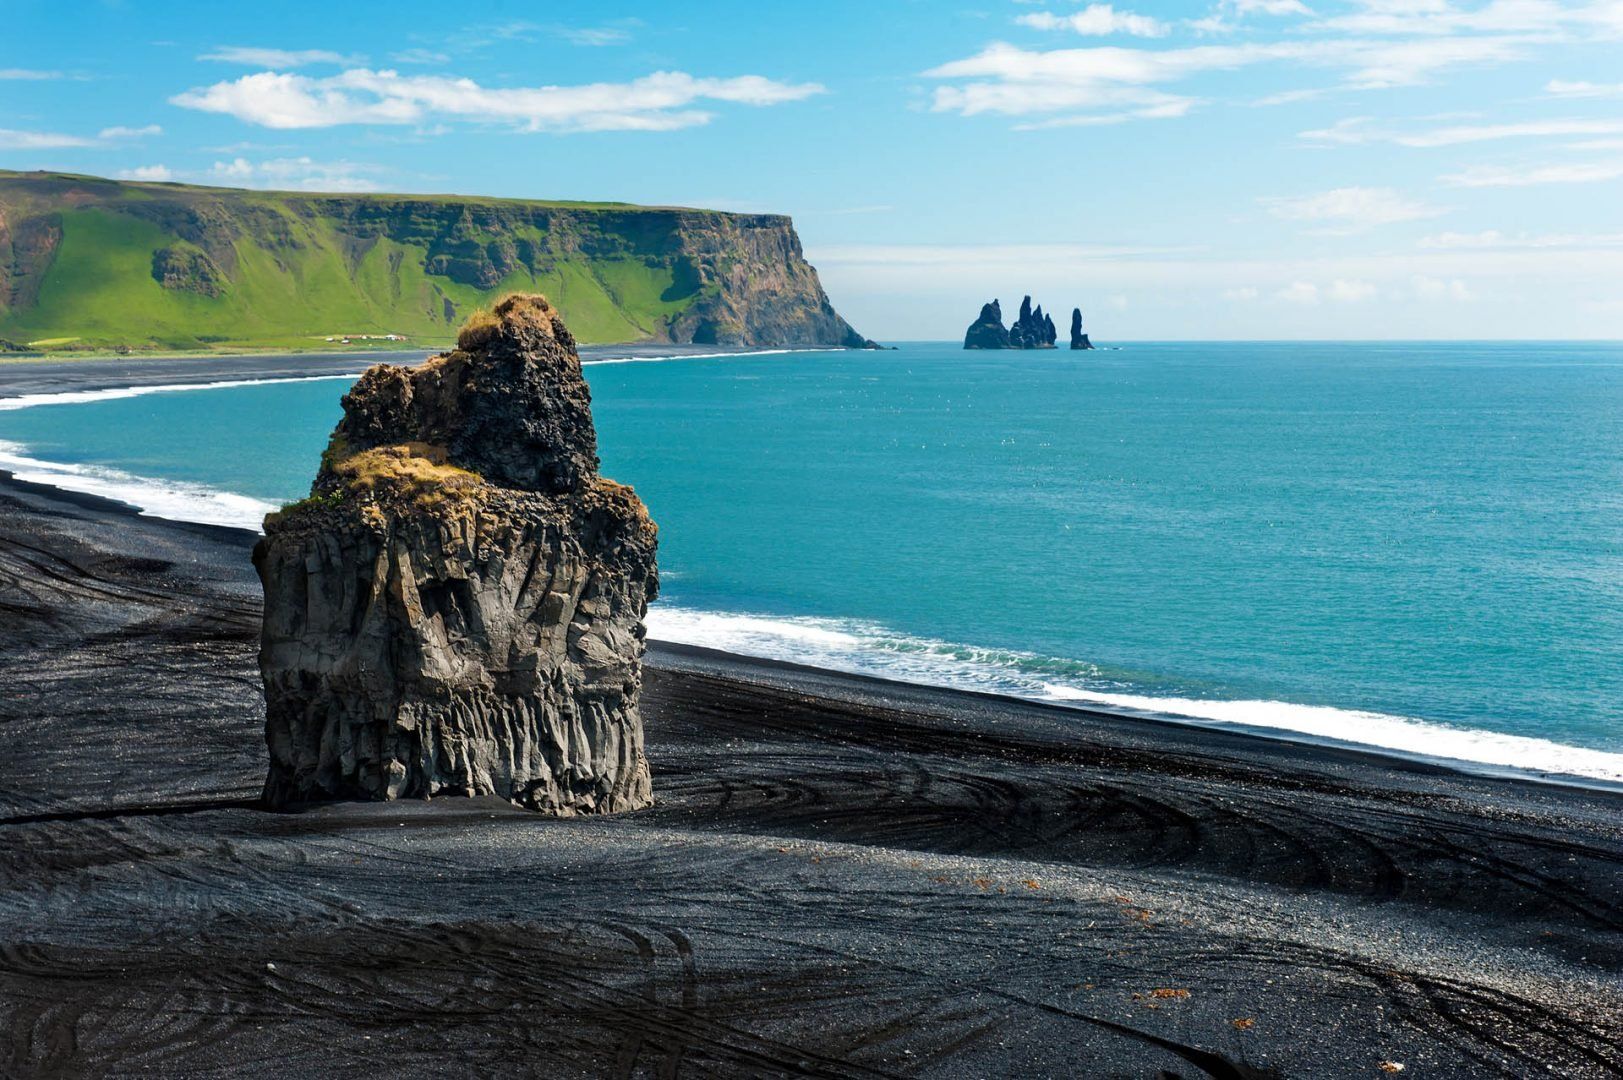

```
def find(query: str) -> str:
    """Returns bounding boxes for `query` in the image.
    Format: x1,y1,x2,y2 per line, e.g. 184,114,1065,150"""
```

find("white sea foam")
646,606,1623,785
583,348,836,366
0,373,364,412
0,347,835,412
0,440,275,531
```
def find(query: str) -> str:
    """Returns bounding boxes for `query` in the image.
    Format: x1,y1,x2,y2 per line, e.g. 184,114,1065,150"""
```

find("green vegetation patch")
0,171,768,354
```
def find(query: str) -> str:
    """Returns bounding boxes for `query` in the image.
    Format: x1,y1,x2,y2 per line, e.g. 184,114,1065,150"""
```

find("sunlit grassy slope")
0,171,760,352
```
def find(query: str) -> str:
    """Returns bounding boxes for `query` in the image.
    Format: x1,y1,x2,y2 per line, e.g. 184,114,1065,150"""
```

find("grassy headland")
0,171,866,355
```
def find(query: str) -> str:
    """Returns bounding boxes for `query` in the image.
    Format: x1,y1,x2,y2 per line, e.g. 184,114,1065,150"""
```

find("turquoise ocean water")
2,341,1620,781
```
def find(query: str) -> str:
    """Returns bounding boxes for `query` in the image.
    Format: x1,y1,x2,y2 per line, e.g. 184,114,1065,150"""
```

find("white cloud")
0,128,98,149
929,0,1623,129
1263,186,1445,230
463,19,642,48
0,124,160,150
98,124,163,139
200,46,363,69
1545,77,1623,97
924,31,1533,127
1339,34,1531,87
1311,0,1590,37
1442,160,1623,185
0,68,61,80
1419,228,1509,248
1018,5,1170,37
1233,0,1314,14
923,41,1253,121
1420,228,1623,248
391,48,450,66
1011,97,1199,129
173,68,826,132
1302,115,1623,146
559,26,632,47
1243,277,1375,303
208,156,385,192
1329,278,1379,301
1188,0,1314,35
117,164,175,181
1270,277,1417,305
1412,275,1475,300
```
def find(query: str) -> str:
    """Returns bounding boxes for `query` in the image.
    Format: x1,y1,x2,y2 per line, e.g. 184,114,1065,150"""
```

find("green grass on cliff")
0,172,740,353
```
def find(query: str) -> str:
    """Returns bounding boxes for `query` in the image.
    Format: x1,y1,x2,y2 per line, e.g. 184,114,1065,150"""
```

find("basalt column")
254,294,658,814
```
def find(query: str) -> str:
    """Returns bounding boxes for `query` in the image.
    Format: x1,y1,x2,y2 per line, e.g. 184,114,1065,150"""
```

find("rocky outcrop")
1009,297,1057,349
963,299,1011,349
253,294,658,814
151,246,225,297
1070,308,1093,350
965,296,1060,349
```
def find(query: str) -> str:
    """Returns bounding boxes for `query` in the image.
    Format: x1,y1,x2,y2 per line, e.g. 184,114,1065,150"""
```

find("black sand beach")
0,343,798,400
2,472,1620,1078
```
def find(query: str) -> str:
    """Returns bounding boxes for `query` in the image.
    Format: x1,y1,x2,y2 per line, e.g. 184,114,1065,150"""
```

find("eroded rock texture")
964,296,1059,350
254,294,658,813
963,299,1011,349
1008,296,1058,349
1070,307,1094,350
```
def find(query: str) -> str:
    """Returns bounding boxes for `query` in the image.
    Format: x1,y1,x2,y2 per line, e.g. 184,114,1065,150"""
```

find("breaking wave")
645,606,1623,785
0,439,276,531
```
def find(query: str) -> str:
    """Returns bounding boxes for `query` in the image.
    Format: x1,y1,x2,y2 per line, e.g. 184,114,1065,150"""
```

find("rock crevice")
254,294,658,813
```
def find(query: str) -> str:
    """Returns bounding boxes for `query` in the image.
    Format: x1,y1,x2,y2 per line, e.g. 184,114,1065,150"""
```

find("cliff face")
0,171,868,351
254,294,658,813
660,212,870,347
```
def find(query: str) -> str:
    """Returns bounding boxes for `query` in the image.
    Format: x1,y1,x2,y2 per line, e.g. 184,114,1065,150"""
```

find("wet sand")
1,474,1620,1078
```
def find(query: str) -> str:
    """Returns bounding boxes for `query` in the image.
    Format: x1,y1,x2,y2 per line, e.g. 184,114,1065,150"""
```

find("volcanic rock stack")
1009,296,1058,349
963,296,1063,349
254,294,659,814
1070,308,1094,350
963,299,1012,349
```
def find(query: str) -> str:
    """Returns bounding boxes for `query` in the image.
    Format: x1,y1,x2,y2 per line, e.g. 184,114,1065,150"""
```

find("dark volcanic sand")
0,344,797,400
1,476,1620,1078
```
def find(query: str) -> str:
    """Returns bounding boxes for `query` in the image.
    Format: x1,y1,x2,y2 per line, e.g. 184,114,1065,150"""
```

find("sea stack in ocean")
1070,308,1094,350
963,299,1011,349
253,294,659,814
1009,296,1058,349
963,296,1059,349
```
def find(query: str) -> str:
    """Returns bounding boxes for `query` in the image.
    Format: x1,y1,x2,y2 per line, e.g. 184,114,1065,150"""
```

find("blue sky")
4,0,1623,339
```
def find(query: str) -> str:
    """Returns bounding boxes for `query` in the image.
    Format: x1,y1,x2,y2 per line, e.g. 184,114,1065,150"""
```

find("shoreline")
1,471,1619,1075
0,342,834,401
651,638,1623,797
1,462,1617,796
